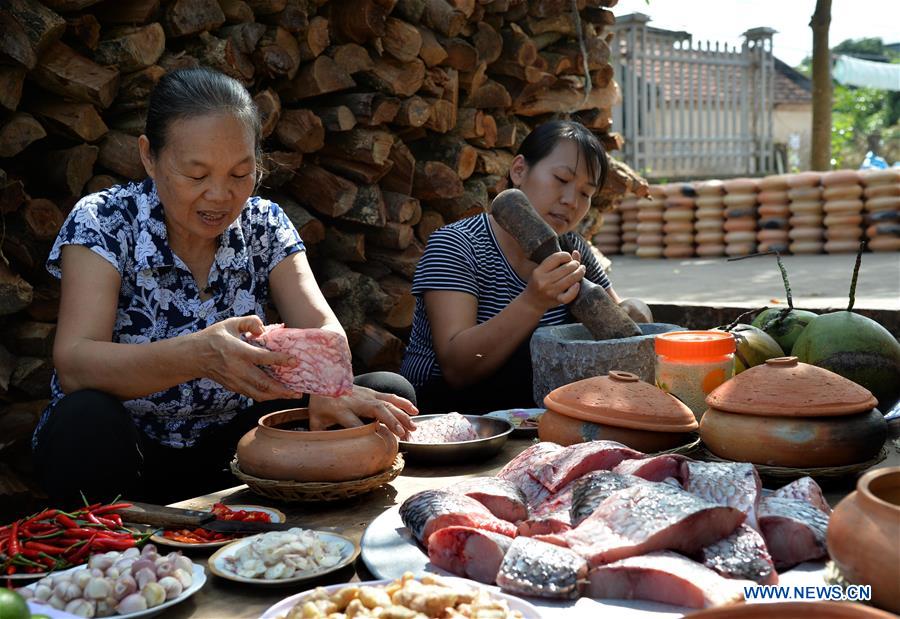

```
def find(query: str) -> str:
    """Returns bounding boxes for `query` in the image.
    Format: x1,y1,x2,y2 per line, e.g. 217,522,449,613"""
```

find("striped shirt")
400,213,611,388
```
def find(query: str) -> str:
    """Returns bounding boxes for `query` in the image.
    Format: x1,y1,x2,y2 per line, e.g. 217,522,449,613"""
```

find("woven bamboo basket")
695,446,888,484
230,454,404,502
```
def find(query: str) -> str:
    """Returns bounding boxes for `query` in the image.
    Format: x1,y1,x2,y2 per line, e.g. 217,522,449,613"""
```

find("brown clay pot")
699,407,886,467
538,408,691,452
686,601,896,619
236,408,398,482
827,466,900,614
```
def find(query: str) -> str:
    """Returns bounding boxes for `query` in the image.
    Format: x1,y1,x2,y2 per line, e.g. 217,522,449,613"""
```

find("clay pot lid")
543,370,699,432
705,356,878,416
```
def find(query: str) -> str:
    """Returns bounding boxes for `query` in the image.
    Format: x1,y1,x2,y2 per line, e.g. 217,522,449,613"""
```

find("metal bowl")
399,414,514,465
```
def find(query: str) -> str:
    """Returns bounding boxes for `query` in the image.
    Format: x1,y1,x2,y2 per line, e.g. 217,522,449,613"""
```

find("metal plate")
399,414,513,465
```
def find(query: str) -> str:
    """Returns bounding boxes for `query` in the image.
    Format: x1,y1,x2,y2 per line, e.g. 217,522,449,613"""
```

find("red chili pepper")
67,537,94,564
91,537,136,552
22,541,67,554
91,502,132,515
56,514,79,529
8,521,19,556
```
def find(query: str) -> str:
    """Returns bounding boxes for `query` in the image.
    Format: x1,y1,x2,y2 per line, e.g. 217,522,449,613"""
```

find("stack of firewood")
0,0,648,447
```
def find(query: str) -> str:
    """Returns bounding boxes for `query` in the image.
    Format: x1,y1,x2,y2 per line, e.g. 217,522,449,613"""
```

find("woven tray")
695,445,888,483
230,454,404,502
651,434,702,457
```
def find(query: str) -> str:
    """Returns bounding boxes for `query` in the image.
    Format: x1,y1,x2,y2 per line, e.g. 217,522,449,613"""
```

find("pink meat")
758,496,829,570
517,481,575,536
533,441,643,493
497,442,563,506
447,477,528,523
427,526,513,584
586,551,749,608
613,454,690,484
408,412,477,443
248,324,353,397
536,483,745,566
773,476,832,514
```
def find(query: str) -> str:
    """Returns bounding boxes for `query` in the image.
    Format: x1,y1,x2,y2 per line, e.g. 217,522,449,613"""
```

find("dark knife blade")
119,501,299,534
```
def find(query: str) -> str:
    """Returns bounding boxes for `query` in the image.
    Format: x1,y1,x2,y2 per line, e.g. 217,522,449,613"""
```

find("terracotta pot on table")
236,408,398,482
540,370,698,451
699,357,887,467
827,466,900,614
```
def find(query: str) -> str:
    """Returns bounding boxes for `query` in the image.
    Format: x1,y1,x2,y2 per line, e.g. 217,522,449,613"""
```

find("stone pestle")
491,188,642,341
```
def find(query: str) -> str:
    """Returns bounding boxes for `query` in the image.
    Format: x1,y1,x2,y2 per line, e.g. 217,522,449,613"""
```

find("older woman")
33,68,418,505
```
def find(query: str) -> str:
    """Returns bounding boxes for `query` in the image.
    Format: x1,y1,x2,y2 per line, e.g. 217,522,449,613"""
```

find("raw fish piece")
399,490,518,546
497,442,562,505
759,496,829,570
683,461,762,530
613,454,690,484
407,412,477,443
586,551,749,608
496,535,588,599
518,482,575,536
248,325,353,396
699,524,778,585
537,483,745,566
533,441,643,492
447,477,528,522
773,476,832,514
427,526,513,584
570,470,649,526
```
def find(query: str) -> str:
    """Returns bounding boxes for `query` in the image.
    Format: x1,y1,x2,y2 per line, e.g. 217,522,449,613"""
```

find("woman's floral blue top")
34,178,305,448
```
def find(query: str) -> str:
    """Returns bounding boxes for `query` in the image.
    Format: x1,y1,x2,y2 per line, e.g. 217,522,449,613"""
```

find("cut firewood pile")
0,0,648,482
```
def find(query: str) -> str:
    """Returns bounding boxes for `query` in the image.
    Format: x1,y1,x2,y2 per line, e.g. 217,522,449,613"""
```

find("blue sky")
612,0,900,67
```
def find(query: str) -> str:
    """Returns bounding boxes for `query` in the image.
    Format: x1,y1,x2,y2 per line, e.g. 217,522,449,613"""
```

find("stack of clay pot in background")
693,179,726,257
722,178,759,256
822,170,865,254
756,174,791,253
787,171,824,255
636,185,666,258
860,168,900,253
619,192,639,255
593,210,622,256
662,183,696,258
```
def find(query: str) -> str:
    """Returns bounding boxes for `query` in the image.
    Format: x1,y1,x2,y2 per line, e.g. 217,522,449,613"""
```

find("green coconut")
752,307,818,352
792,244,900,412
716,323,785,374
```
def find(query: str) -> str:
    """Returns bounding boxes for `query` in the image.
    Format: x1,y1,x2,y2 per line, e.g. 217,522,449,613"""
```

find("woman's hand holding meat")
308,386,419,439
194,315,298,402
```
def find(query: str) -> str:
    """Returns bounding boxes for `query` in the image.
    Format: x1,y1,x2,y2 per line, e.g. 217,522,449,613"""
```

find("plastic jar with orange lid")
655,331,736,420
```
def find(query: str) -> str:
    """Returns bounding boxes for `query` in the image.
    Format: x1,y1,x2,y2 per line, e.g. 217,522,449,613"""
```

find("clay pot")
541,370,697,451
236,408,398,482
828,466,900,614
686,601,896,619
699,407,886,467
538,408,690,451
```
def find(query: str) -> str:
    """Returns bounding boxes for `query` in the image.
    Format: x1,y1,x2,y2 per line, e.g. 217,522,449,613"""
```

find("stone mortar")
530,322,683,407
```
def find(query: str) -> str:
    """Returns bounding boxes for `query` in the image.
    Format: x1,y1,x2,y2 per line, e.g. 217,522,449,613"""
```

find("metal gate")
610,13,776,180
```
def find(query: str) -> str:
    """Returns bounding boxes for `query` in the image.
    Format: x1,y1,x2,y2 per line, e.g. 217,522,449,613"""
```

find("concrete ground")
606,253,900,311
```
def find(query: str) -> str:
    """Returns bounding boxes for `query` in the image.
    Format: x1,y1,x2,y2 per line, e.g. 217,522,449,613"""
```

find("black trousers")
415,339,538,415
33,372,416,507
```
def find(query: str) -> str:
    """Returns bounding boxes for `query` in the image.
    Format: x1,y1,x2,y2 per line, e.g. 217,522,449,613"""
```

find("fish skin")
448,477,528,522
497,442,562,505
773,476,832,514
496,535,588,600
538,483,746,566
517,482,575,536
683,461,762,530
570,470,649,527
759,496,829,570
699,523,778,585
399,489,518,545
408,412,477,443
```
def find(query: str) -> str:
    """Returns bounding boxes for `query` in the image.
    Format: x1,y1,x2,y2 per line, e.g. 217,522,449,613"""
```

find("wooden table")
162,422,900,619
